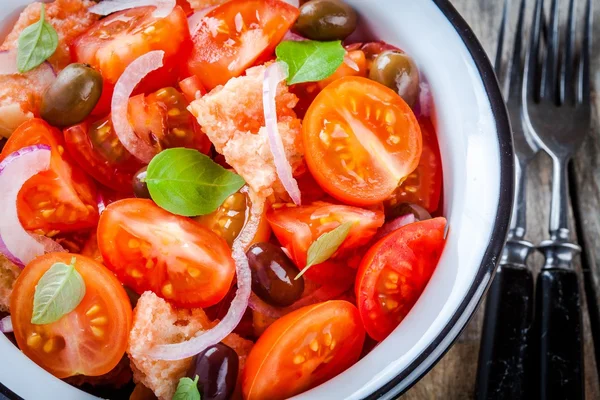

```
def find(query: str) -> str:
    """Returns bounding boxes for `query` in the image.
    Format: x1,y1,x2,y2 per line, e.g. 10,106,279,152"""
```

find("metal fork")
476,1,539,398
522,0,593,398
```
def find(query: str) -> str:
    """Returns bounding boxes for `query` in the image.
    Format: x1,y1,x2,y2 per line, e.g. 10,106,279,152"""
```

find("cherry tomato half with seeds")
10,253,132,378
243,300,365,400
303,76,422,206
356,217,446,341
97,199,236,308
0,119,98,234
186,0,299,90
266,202,384,286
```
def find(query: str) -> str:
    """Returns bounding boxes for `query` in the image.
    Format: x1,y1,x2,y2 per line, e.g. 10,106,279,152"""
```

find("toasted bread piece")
0,255,20,312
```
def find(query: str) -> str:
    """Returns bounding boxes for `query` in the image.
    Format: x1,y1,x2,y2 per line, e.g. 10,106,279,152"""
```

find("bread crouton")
189,64,304,200
0,0,98,137
0,255,20,312
128,292,254,400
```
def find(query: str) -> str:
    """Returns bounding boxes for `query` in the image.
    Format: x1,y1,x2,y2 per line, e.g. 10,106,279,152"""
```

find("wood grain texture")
404,0,600,398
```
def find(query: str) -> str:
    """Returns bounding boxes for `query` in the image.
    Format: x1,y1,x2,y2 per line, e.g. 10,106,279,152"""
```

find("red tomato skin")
0,119,98,232
186,0,299,90
179,75,207,103
356,217,447,341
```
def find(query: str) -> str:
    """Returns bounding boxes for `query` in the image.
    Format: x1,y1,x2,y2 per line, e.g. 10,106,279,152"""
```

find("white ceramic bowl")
0,0,513,399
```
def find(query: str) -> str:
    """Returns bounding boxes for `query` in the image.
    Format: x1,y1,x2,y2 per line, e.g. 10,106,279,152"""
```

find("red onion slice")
0,316,12,333
372,214,416,242
263,62,301,205
112,50,164,164
418,82,432,117
281,0,299,7
89,0,175,18
343,53,360,72
145,188,263,360
187,6,217,35
0,145,61,267
282,30,307,42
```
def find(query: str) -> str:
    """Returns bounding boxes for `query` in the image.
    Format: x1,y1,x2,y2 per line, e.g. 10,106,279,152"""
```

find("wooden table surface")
404,0,600,398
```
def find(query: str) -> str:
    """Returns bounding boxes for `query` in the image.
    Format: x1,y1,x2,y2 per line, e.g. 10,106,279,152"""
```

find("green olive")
369,51,420,108
294,0,357,41
40,63,103,127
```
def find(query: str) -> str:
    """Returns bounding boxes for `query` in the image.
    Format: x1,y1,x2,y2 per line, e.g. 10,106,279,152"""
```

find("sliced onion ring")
0,145,65,267
89,0,175,18
112,50,164,163
0,316,12,333
145,188,263,360
372,214,416,242
263,62,301,205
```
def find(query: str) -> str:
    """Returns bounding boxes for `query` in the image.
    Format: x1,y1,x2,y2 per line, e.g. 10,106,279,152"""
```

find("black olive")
40,63,103,127
369,51,420,108
187,343,239,400
124,286,140,308
132,166,151,199
247,242,304,307
294,0,357,41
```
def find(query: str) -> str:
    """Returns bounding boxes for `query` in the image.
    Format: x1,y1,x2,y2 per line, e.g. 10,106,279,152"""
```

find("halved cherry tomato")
356,217,446,341
64,87,210,192
72,6,191,114
386,117,443,213
318,50,367,89
179,75,207,103
194,188,271,248
242,300,365,400
0,119,98,233
266,202,384,286
10,253,132,378
303,76,422,206
97,199,235,308
186,0,299,90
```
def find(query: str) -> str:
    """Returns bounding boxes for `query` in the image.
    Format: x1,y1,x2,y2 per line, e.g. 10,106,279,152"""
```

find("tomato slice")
243,300,365,400
186,0,299,90
386,117,443,213
0,119,98,233
97,199,235,308
303,76,422,206
72,6,191,114
10,253,132,378
266,202,384,286
179,75,207,103
356,217,446,341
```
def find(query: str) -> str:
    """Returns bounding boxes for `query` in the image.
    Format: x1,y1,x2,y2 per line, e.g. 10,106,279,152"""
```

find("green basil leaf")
275,40,346,85
146,148,246,217
173,376,201,400
31,257,86,325
17,5,59,73
296,221,354,279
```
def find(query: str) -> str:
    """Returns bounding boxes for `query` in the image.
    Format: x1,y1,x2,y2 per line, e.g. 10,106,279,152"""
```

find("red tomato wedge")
356,217,447,341
10,253,132,378
72,6,191,114
303,76,422,206
179,75,207,103
97,199,235,308
243,301,365,400
266,202,384,286
186,0,299,90
387,117,443,213
0,119,98,234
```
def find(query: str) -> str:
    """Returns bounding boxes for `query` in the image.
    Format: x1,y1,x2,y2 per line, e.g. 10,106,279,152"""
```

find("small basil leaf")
296,221,354,280
31,257,86,325
17,5,59,73
173,376,201,400
275,40,346,85
146,148,246,217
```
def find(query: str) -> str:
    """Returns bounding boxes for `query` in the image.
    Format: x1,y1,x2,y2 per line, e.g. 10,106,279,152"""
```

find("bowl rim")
363,0,514,398
0,0,513,399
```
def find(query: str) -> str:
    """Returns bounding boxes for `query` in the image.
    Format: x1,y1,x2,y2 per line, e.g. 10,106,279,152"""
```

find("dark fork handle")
536,265,584,400
476,263,534,400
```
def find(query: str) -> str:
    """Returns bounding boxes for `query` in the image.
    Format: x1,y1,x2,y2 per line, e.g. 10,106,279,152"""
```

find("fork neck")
549,155,571,242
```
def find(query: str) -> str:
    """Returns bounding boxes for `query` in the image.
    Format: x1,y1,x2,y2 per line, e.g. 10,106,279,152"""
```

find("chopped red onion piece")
373,214,416,242
112,50,164,164
419,82,432,117
89,0,175,18
281,0,299,6
0,145,66,267
145,188,262,360
282,30,307,42
0,316,12,333
263,62,301,205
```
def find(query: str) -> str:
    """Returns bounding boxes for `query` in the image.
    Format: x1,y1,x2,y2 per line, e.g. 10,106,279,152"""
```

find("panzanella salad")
0,0,446,399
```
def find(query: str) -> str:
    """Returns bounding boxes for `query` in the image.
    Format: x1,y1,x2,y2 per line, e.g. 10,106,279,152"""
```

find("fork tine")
579,0,592,104
495,0,509,77
525,0,544,102
541,0,560,102
507,0,527,99
562,0,577,105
